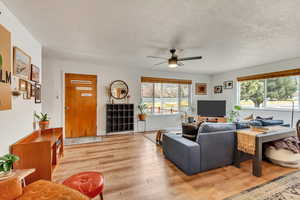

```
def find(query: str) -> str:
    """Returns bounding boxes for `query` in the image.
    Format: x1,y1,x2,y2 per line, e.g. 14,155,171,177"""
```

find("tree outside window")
240,80,264,108
239,76,299,109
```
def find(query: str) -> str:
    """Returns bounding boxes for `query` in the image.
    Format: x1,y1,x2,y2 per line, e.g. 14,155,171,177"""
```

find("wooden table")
0,169,35,186
234,126,296,177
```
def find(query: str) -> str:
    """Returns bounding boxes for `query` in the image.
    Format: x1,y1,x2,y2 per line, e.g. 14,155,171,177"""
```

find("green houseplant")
228,105,242,122
138,103,148,121
0,154,19,177
34,112,50,130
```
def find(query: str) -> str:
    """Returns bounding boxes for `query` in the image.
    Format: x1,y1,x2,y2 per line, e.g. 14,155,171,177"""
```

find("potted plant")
0,154,19,177
138,103,148,121
34,112,50,130
228,105,242,122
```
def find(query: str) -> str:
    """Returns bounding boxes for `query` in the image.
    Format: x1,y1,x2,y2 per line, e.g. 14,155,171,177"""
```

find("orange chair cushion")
0,178,22,200
63,172,104,198
17,180,89,200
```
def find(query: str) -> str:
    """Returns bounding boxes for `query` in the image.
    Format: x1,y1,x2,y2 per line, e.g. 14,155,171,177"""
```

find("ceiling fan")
148,49,202,68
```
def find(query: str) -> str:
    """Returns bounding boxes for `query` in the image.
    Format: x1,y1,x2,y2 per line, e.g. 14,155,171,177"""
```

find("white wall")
42,57,212,135
211,58,300,126
0,2,42,155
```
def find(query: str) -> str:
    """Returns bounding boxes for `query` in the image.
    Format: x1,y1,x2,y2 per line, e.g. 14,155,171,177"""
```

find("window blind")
237,68,300,82
141,76,192,85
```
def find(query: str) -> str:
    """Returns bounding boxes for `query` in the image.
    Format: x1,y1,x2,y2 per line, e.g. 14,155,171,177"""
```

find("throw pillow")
182,122,202,141
234,121,250,129
256,116,274,120
249,120,263,126
260,119,284,126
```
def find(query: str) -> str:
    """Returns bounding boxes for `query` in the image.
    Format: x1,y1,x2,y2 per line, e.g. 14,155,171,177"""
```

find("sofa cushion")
234,121,250,129
198,123,236,133
249,120,263,126
235,120,263,129
260,119,284,126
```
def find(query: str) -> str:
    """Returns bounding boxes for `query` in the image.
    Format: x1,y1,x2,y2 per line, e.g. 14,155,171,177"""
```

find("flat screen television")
197,100,226,117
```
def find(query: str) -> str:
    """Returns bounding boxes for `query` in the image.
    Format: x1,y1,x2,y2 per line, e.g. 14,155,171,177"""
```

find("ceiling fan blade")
147,56,168,60
178,56,202,61
153,61,167,66
178,62,184,67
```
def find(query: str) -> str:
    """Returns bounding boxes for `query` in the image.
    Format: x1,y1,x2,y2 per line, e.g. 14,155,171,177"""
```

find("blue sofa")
162,120,285,175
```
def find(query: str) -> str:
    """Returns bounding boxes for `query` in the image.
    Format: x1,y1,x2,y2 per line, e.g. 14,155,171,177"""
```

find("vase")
39,121,49,130
138,114,147,121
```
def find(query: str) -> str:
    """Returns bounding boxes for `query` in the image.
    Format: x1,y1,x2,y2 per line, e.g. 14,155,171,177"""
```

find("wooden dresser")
11,128,64,184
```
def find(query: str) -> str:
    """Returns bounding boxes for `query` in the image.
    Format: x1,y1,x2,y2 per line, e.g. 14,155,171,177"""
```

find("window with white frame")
141,81,191,114
238,76,299,110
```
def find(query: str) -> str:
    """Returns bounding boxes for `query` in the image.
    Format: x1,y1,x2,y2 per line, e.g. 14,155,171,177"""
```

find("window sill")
147,113,180,117
240,107,300,112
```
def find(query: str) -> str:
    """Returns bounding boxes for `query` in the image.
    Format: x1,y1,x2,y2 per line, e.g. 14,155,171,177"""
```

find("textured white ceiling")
2,0,300,74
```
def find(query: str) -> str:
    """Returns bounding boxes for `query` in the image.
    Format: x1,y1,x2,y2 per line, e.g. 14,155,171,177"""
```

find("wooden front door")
65,73,97,138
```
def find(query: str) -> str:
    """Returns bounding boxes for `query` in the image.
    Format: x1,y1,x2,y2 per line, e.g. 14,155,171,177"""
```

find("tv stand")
198,116,227,123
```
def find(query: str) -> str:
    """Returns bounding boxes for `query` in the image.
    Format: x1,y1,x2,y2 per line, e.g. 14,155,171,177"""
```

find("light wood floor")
53,134,296,200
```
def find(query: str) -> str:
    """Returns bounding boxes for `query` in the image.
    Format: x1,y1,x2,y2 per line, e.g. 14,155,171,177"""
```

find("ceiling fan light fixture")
148,48,202,68
168,64,178,68
168,58,178,68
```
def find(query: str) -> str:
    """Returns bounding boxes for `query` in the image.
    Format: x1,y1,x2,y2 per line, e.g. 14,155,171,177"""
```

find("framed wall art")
30,84,36,97
19,79,27,91
13,47,31,80
214,85,223,94
195,83,207,95
35,83,41,104
23,91,31,100
0,24,12,110
224,80,233,89
26,83,32,99
30,64,40,82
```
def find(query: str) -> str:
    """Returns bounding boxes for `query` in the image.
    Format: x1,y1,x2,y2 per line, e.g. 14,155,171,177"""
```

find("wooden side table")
156,130,167,144
0,169,35,186
234,126,295,177
137,120,147,133
155,130,181,144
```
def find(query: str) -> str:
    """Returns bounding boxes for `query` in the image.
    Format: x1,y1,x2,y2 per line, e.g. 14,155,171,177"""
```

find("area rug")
143,130,182,144
225,170,300,200
143,133,157,144
64,136,102,146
